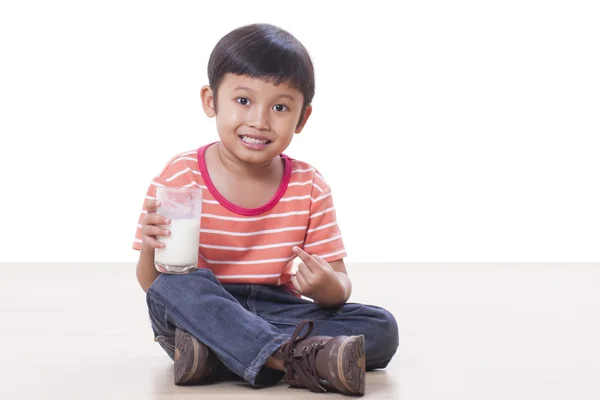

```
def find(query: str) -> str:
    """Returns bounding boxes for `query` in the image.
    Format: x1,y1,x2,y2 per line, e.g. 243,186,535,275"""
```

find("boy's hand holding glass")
141,187,203,274
141,199,171,251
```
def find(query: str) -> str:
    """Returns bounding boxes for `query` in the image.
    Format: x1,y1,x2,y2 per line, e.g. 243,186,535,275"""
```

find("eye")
273,104,288,112
236,97,250,106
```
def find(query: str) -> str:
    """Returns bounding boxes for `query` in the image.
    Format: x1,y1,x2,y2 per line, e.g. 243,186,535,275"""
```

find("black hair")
207,23,315,125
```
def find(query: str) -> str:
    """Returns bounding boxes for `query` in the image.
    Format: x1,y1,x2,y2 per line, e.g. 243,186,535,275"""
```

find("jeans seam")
248,285,258,314
147,291,175,337
243,333,289,383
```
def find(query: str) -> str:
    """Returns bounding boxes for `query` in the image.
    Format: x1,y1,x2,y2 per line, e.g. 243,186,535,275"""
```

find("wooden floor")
1,263,599,399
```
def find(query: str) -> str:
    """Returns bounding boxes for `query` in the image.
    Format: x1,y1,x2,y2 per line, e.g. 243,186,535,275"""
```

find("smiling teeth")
241,136,269,145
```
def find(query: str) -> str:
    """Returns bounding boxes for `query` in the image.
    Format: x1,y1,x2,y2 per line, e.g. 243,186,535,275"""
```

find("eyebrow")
234,85,296,102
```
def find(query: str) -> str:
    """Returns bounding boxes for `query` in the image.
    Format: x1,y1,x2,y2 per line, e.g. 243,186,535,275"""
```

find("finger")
294,269,308,290
143,235,165,249
292,246,311,261
312,254,332,269
297,262,312,282
145,199,161,213
142,225,171,238
291,276,303,293
143,213,171,227
292,246,319,271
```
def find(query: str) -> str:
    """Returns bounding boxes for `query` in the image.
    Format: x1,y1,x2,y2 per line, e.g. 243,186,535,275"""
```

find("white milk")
155,219,200,267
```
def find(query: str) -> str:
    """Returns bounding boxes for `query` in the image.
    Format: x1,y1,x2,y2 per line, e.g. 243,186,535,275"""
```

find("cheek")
276,114,302,133
216,104,244,129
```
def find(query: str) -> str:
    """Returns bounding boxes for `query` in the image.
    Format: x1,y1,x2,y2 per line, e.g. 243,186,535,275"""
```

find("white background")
0,0,598,263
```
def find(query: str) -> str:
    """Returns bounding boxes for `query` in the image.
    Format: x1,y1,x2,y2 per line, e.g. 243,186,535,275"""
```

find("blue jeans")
146,268,399,386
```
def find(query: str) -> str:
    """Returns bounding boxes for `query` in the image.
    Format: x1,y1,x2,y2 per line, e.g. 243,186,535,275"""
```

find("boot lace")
281,320,327,393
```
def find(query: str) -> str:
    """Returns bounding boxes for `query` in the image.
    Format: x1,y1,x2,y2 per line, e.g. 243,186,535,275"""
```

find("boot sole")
337,335,366,395
174,329,201,385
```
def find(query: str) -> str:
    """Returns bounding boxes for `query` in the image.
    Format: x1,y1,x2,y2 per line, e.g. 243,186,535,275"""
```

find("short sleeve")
302,172,347,262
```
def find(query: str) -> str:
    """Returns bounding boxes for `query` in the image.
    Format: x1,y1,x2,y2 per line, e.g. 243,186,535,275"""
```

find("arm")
136,244,161,293
313,259,352,308
295,170,350,307
134,198,170,292
133,155,195,292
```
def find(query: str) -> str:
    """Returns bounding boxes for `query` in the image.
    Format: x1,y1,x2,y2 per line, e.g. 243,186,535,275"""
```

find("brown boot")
279,320,366,396
173,328,231,385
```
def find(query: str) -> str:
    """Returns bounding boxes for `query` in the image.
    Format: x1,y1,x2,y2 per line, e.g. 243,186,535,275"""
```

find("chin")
238,150,278,165
222,143,268,164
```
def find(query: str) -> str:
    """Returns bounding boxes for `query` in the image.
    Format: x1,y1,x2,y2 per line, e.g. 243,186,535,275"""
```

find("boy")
133,23,398,396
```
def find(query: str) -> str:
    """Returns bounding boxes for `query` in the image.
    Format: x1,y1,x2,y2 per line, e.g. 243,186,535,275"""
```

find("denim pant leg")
146,269,290,385
253,285,400,370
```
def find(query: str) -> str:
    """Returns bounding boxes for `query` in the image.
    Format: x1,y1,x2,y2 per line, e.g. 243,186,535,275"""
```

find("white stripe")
200,240,303,251
215,273,281,279
311,193,332,203
165,167,202,182
292,168,324,181
134,238,142,243
307,221,337,233
151,181,164,187
183,181,208,189
201,226,306,236
288,180,324,192
141,210,148,214
279,194,329,203
304,235,342,248
280,195,311,202
309,206,335,219
169,156,197,166
137,224,142,228
202,210,308,222
319,249,346,259
180,150,197,156
199,254,295,265
288,180,312,187
147,192,207,202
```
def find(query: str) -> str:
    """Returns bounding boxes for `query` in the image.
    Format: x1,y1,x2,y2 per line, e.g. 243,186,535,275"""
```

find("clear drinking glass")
154,187,202,274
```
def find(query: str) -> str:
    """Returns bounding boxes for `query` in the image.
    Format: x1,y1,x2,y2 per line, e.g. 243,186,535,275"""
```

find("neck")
216,142,279,178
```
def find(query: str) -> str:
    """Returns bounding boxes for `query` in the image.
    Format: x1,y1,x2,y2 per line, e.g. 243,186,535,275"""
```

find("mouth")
238,135,273,146
238,135,273,148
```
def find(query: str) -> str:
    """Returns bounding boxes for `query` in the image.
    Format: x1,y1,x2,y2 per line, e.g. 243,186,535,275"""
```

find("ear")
295,105,312,134
200,85,216,117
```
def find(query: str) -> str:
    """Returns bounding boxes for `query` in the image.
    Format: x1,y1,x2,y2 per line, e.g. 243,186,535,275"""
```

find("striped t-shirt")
132,143,347,294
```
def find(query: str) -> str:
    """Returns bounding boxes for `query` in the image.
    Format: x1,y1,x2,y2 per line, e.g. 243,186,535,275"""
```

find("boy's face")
201,73,311,166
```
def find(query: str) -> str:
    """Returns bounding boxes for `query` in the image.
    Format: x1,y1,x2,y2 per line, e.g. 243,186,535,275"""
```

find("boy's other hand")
290,246,346,305
141,199,171,250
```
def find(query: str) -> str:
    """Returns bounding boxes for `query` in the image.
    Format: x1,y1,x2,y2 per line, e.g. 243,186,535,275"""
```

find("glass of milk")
154,187,202,274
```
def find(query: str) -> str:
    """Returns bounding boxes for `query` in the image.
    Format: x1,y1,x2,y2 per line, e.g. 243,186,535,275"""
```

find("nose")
247,106,270,130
